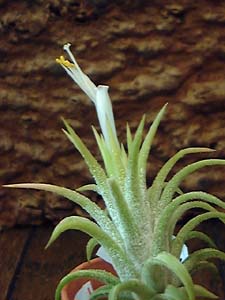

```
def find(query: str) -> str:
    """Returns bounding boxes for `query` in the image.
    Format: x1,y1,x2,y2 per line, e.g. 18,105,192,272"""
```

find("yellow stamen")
56,55,74,68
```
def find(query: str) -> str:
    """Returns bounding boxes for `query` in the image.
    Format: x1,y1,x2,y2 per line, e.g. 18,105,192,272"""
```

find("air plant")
4,43,225,300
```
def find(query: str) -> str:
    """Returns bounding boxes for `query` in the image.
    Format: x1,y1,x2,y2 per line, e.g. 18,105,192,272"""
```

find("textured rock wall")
1,0,225,227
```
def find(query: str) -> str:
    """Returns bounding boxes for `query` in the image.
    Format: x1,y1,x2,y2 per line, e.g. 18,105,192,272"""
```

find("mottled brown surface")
0,0,225,226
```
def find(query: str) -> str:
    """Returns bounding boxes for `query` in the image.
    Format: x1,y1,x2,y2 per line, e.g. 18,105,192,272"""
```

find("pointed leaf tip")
3,184,13,188
45,235,54,249
199,148,216,152
45,241,50,249
161,102,168,111
60,116,66,123
3,183,31,189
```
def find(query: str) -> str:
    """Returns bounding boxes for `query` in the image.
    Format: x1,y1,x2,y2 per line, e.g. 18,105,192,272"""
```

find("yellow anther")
56,55,74,68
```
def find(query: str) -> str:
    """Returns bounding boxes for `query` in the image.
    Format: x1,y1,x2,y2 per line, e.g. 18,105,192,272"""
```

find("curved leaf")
185,231,217,249
172,212,225,258
90,285,114,300
164,284,218,300
63,119,108,189
184,248,225,274
46,216,138,280
150,148,214,210
77,184,99,193
160,159,225,209
109,279,155,300
86,238,99,261
55,269,119,300
152,191,225,255
142,252,195,300
4,183,122,243
62,120,124,227
163,285,188,300
189,260,219,277
193,284,218,299
168,201,216,243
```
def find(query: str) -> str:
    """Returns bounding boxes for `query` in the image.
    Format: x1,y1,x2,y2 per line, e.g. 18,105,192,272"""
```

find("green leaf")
167,201,216,244
151,295,168,300
108,178,138,237
86,238,99,261
189,260,219,277
105,118,126,183
142,252,195,300
55,269,119,300
125,115,146,205
4,183,121,243
62,120,128,232
185,231,217,249
172,191,225,212
93,122,128,182
160,159,225,209
193,284,218,299
130,115,146,152
184,248,225,274
164,285,188,300
138,104,167,186
149,147,214,208
107,178,145,270
122,117,154,265
109,279,155,300
77,184,99,193
152,191,223,256
172,212,225,258
164,284,218,300
90,285,114,300
46,216,138,280
62,120,108,187
92,126,114,178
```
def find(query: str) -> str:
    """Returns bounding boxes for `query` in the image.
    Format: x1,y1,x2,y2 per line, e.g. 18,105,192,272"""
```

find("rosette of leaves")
5,44,225,300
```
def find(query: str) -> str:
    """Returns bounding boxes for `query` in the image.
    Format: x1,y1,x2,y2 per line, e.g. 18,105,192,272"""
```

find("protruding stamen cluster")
56,56,74,68
56,43,119,149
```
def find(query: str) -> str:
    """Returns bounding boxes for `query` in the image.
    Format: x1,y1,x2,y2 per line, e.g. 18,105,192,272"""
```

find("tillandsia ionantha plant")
4,43,225,300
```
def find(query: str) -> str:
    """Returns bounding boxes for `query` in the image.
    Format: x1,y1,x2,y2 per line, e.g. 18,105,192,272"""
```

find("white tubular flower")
96,85,118,147
56,43,118,147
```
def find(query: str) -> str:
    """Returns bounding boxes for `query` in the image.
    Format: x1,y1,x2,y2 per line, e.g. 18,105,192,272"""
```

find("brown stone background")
0,0,225,227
